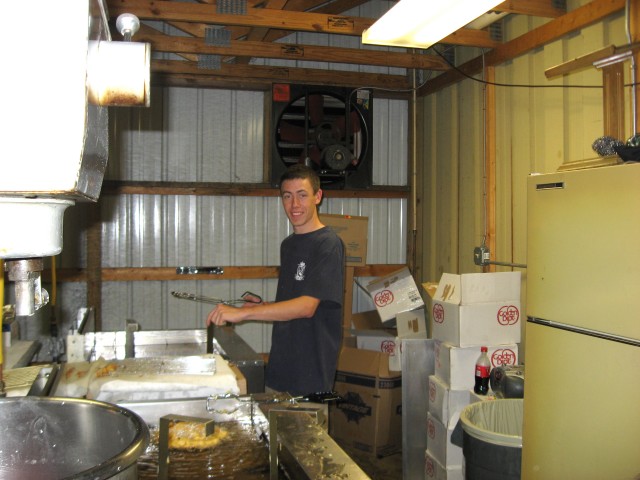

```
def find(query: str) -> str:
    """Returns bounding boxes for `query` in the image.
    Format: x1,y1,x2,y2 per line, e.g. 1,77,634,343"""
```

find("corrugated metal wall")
416,0,630,346
51,0,410,354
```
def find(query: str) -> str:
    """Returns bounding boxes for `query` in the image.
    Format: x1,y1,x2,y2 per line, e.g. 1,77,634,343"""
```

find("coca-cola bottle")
474,346,491,395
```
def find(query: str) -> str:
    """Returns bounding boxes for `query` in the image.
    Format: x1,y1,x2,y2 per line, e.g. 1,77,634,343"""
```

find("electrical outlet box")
473,246,490,266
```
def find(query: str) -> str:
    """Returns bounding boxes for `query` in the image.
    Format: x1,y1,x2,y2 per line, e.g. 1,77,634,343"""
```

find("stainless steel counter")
120,395,371,480
77,327,265,393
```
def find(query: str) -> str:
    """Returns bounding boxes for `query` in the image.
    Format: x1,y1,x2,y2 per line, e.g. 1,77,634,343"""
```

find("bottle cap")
481,346,488,352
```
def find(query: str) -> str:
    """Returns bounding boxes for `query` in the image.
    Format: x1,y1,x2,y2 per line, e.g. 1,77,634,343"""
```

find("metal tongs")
171,291,262,354
171,290,262,306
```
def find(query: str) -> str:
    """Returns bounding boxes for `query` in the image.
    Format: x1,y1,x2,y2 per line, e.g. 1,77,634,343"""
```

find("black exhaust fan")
271,84,373,189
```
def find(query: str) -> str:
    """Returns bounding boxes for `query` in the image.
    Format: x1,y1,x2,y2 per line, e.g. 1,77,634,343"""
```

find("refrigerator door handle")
527,317,640,347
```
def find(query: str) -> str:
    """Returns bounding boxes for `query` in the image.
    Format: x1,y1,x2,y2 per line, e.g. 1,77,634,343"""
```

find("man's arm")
207,295,320,326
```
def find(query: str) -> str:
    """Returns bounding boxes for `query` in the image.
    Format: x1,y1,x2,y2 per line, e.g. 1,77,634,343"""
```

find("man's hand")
207,304,245,326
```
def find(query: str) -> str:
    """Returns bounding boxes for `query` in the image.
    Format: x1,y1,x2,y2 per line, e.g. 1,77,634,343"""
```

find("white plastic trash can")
459,399,523,480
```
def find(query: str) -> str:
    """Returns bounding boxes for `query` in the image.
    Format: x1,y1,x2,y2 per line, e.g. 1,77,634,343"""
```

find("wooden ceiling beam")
258,0,370,43
285,0,369,13
440,28,501,49
238,0,289,53
137,33,449,70
107,0,375,34
109,0,501,48
418,0,625,97
495,0,566,18
238,0,371,59
151,59,412,91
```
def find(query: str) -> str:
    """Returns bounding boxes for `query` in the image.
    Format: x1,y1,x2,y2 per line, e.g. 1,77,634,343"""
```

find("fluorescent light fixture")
362,0,504,49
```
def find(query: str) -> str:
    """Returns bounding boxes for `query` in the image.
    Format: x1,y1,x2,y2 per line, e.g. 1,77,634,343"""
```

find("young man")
207,164,345,396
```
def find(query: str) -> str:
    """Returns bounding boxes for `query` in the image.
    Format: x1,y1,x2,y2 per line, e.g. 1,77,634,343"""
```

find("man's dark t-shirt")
265,226,344,396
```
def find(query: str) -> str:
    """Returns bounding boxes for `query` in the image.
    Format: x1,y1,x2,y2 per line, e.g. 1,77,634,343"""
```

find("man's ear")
315,188,323,205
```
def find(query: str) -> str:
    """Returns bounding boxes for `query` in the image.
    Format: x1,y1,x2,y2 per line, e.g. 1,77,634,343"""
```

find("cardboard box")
320,213,368,266
330,343,402,457
366,267,425,324
431,272,522,346
428,375,471,427
356,330,398,355
422,282,439,338
427,412,463,467
349,310,400,370
396,307,427,339
351,309,428,371
435,341,519,390
349,310,386,331
350,308,427,370
434,272,520,304
356,330,401,371
425,450,464,480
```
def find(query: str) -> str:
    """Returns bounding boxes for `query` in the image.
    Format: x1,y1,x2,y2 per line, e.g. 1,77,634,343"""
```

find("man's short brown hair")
280,164,321,193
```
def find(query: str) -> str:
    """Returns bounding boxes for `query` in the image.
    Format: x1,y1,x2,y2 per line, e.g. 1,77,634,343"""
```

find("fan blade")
308,94,325,127
279,121,307,144
332,110,362,139
301,144,322,166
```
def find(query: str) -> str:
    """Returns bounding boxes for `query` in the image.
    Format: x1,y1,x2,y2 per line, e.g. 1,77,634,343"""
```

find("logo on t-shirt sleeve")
295,261,306,281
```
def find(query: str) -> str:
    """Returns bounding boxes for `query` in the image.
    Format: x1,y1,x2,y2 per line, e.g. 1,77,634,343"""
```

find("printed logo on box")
491,348,517,367
426,456,435,477
337,392,372,424
427,418,436,439
432,302,520,326
497,305,520,325
374,289,394,307
429,380,436,402
432,303,444,323
380,340,396,355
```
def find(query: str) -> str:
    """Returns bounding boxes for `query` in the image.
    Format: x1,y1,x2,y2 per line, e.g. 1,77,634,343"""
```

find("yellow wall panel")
416,0,629,298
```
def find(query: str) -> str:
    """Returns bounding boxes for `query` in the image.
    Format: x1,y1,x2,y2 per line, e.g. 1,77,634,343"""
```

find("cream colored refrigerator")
523,162,640,480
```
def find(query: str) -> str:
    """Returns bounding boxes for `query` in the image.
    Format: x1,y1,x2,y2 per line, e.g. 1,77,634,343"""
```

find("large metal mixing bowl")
0,397,149,480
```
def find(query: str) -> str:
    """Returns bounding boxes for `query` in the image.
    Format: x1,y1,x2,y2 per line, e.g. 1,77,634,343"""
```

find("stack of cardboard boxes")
425,272,521,479
330,267,426,457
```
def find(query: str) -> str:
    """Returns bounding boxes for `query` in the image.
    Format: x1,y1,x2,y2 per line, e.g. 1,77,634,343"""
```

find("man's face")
280,177,322,234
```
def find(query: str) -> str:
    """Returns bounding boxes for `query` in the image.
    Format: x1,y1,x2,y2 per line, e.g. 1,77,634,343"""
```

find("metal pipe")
485,260,527,269
6,258,48,316
410,66,418,273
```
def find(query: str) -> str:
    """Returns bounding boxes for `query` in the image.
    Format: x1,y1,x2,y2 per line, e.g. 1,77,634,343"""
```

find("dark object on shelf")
626,133,640,147
592,135,624,156
613,145,640,162
490,365,525,399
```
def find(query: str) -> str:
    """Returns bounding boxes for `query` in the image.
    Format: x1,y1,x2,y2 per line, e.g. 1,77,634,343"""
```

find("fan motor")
322,144,351,170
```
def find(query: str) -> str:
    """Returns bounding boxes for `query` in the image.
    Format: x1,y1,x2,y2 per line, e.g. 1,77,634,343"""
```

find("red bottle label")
475,365,490,378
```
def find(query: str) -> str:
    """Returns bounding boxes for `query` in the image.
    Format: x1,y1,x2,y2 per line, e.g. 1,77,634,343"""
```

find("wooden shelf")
43,265,405,283
101,181,409,199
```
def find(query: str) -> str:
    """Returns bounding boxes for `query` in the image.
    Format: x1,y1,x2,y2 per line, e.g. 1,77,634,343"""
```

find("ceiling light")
362,0,504,49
